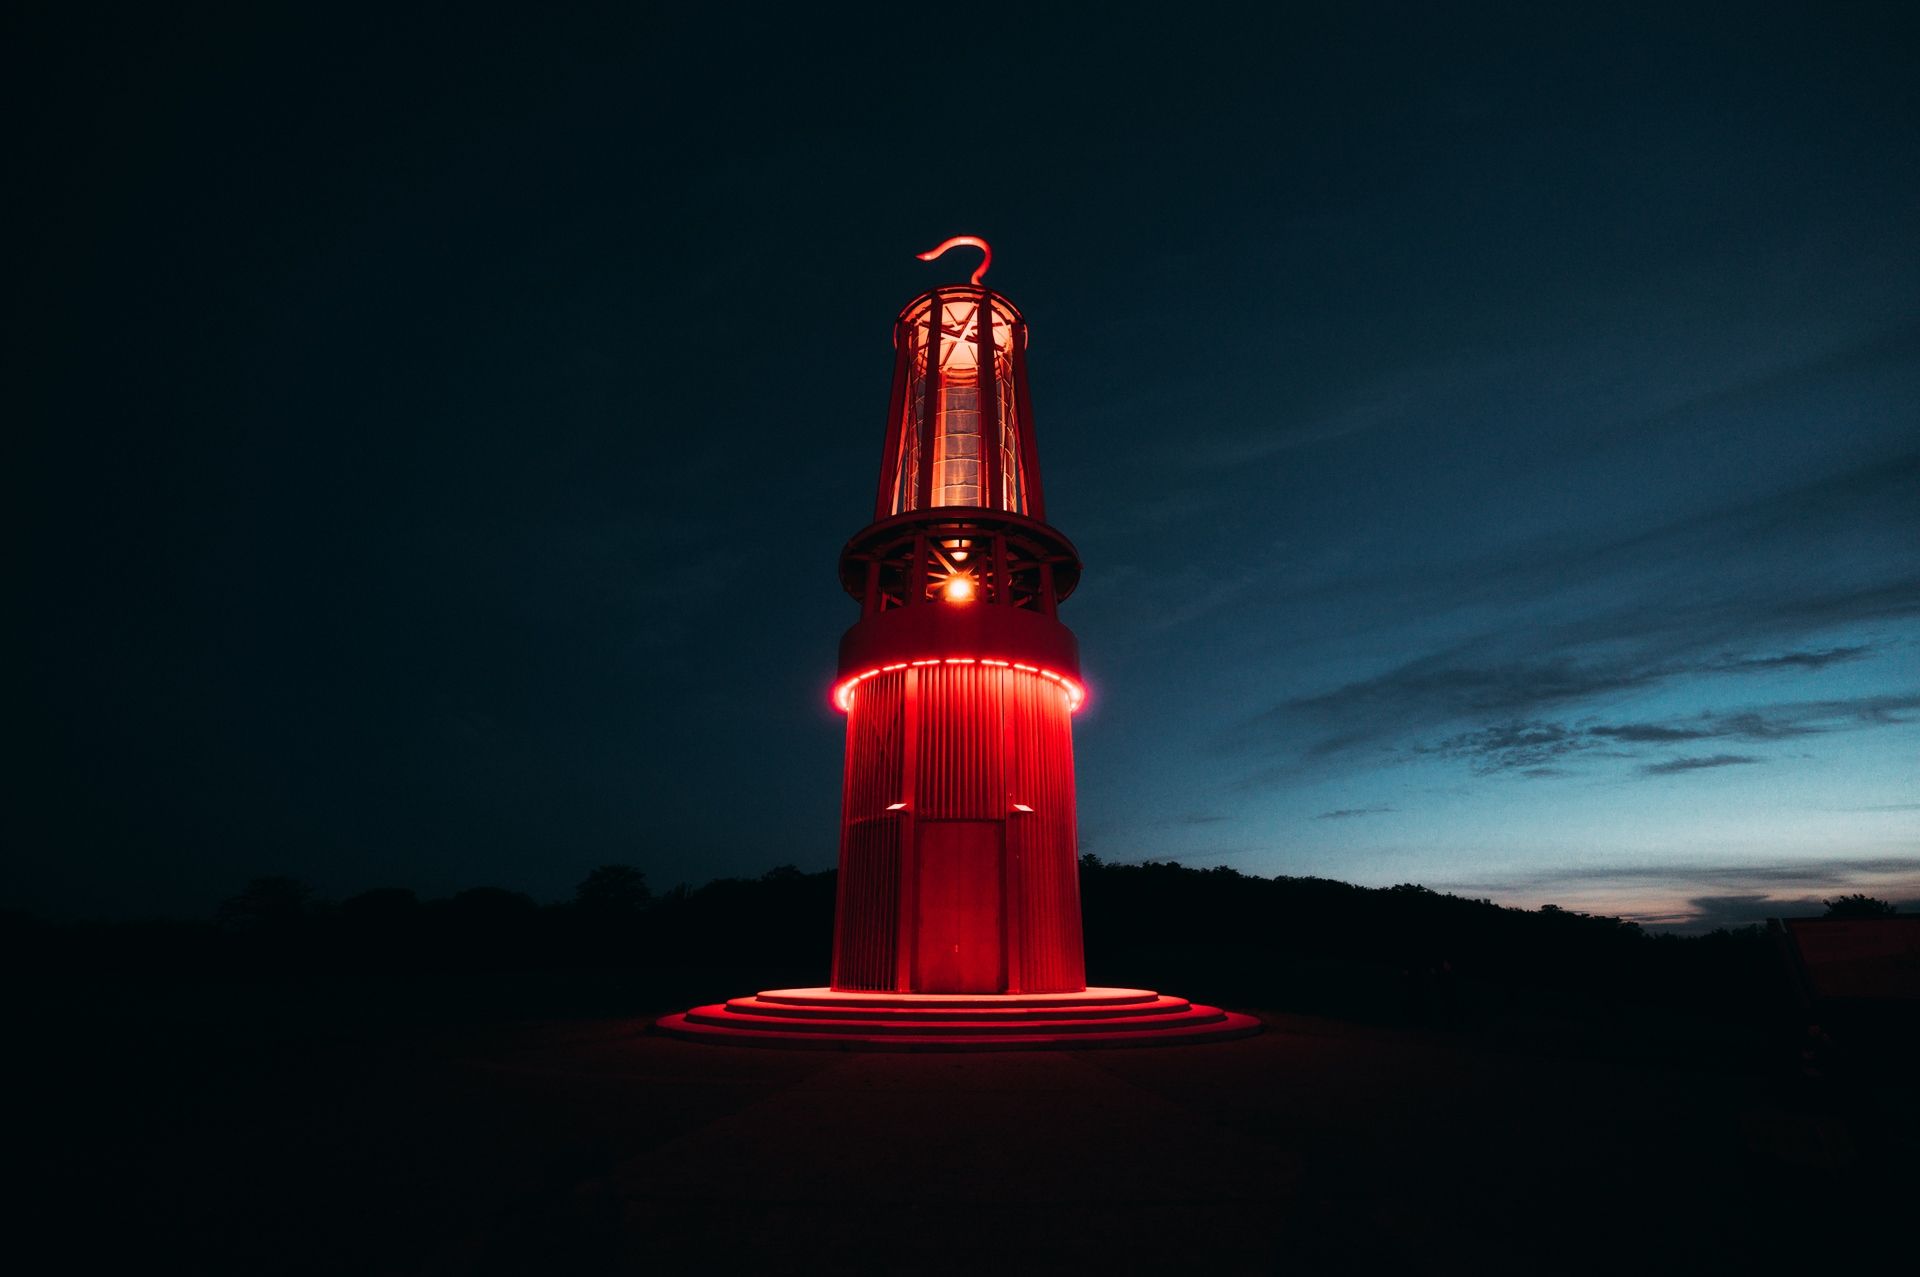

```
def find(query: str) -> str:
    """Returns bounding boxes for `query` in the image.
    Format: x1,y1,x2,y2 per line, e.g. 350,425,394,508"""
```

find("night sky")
12,4,1917,926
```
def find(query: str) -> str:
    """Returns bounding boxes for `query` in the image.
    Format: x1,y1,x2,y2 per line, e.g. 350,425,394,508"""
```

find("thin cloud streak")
1316,805,1396,820
1710,645,1874,673
1451,855,1920,888
1337,690,1920,780
1637,753,1763,776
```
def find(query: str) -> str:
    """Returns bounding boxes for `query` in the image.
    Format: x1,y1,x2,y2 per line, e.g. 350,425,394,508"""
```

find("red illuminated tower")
658,240,1259,1049
827,239,1086,996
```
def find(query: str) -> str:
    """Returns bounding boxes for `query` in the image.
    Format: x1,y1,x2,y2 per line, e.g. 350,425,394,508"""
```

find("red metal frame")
978,292,1001,512
915,298,939,517
874,333,911,524
1012,318,1045,521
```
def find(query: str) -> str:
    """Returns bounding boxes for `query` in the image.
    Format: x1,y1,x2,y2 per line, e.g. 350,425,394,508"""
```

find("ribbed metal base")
653,987,1263,1052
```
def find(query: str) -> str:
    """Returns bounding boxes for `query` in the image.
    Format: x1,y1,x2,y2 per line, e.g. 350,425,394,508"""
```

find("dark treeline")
5,857,1849,1038
1079,858,1788,1028
3,864,837,1020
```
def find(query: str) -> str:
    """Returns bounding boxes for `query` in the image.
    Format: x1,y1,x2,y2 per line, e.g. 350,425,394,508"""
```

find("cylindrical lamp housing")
872,287,1047,524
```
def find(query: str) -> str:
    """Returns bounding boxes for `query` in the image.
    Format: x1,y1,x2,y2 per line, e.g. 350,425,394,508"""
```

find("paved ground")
17,987,1909,1275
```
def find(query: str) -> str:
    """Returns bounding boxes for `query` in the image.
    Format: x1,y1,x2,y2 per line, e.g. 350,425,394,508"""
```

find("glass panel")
891,293,1026,515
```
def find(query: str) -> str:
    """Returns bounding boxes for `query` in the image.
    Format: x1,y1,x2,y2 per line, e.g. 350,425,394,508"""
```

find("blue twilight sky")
11,4,1917,926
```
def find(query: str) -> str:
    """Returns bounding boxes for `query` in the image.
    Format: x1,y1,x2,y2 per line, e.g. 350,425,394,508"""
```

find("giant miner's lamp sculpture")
657,239,1261,1049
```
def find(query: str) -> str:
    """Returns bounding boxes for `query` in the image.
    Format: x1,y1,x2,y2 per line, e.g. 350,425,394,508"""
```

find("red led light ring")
832,657,1085,714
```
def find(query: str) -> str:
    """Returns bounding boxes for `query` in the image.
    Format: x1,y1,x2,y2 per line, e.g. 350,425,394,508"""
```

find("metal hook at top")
916,236,991,287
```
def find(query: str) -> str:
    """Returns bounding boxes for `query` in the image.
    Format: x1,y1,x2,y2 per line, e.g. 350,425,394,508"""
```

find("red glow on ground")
832,659,1085,713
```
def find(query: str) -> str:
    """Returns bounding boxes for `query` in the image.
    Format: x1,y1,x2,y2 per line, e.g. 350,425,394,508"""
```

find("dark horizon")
17,854,1917,940
12,4,1918,927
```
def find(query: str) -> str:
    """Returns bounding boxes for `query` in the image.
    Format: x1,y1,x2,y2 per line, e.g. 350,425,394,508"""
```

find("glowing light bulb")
942,574,975,603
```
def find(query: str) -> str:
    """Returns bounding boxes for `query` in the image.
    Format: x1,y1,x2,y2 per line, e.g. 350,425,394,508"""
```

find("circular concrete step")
751,987,1162,1010
655,988,1263,1052
724,993,1196,1022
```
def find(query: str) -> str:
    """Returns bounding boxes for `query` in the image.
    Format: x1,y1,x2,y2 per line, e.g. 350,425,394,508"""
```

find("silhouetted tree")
448,887,537,919
340,887,421,919
436,887,539,968
1823,893,1896,918
216,876,313,931
574,865,651,914
337,887,424,966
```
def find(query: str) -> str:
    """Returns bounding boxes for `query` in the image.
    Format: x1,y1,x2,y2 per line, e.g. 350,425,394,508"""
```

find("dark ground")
11,966,1913,1276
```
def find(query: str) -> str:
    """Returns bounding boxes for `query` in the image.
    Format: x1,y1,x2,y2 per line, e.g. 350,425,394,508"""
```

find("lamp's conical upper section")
833,271,1082,705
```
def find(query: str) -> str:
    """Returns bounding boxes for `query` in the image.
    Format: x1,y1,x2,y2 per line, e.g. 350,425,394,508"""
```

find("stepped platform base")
654,986,1263,1052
